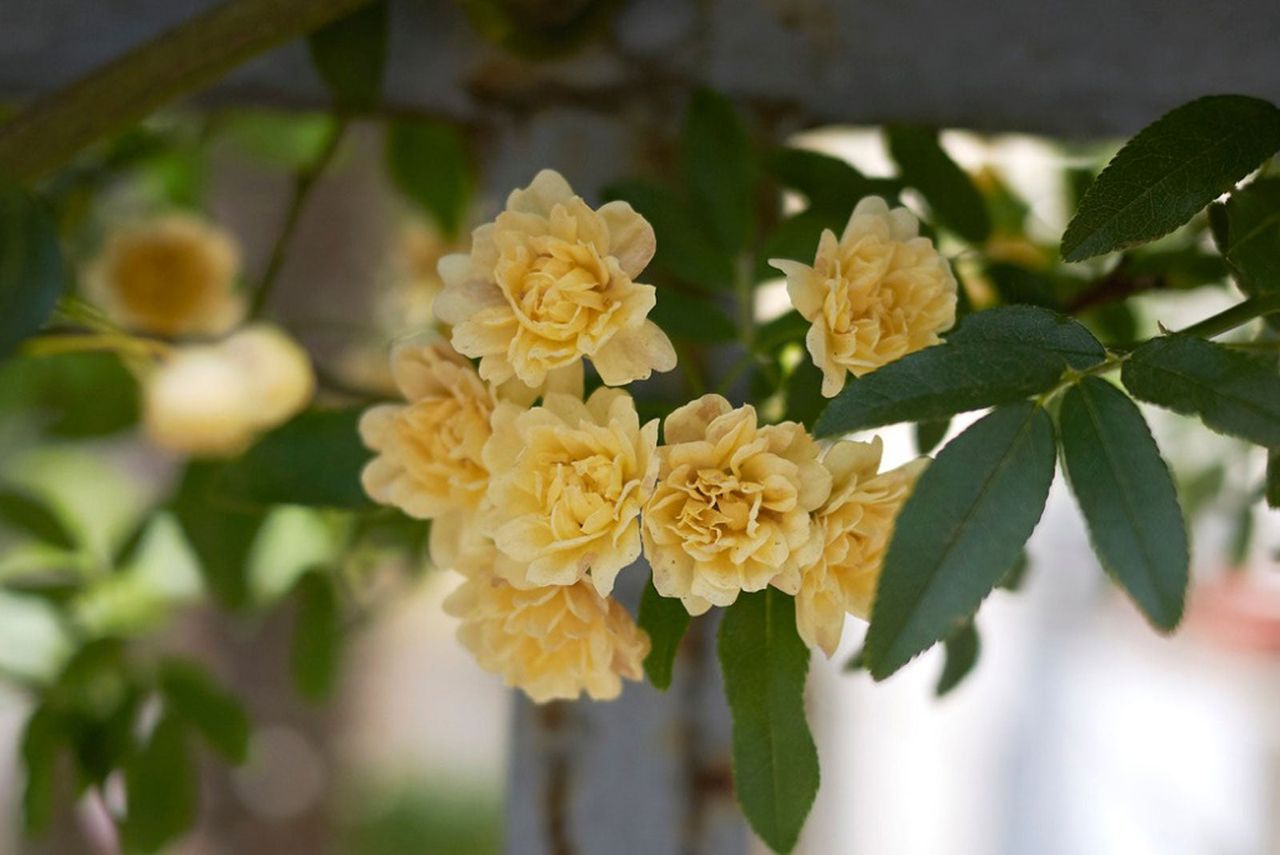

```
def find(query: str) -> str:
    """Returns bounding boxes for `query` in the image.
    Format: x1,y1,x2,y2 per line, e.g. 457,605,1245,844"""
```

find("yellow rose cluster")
361,170,952,702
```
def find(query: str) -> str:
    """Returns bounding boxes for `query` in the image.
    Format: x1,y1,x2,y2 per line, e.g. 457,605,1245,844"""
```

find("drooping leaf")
914,419,950,455
1059,377,1188,630
637,577,689,691
290,570,342,701
719,589,818,854
20,704,63,836
121,714,198,854
1121,335,1280,447
650,288,736,343
814,306,1104,436
766,148,898,217
866,403,1056,679
212,408,373,509
0,180,68,358
159,659,251,764
604,180,733,291
172,462,265,609
935,622,980,697
684,89,753,253
1061,96,1280,261
387,120,472,237
307,0,388,112
886,126,991,244
1211,177,1280,298
0,490,75,549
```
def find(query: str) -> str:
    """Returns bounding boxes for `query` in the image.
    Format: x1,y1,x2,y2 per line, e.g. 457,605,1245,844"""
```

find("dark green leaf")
637,577,689,691
914,419,950,455
291,570,342,701
755,209,834,280
0,181,67,358
1059,378,1188,630
122,714,197,854
650,288,736,343
935,622,980,697
814,306,1105,436
213,408,373,509
886,126,991,243
718,589,818,854
604,180,733,291
1228,496,1255,567
1061,96,1280,261
998,551,1029,591
307,0,388,112
842,644,866,673
172,462,265,609
1267,450,1279,509
0,352,139,437
457,0,615,58
20,705,62,836
0,490,74,549
985,263,1061,309
387,121,472,237
159,659,250,764
766,148,897,217
784,359,825,431
684,89,753,253
866,403,1056,679
754,310,809,355
1212,177,1280,297
1121,335,1280,447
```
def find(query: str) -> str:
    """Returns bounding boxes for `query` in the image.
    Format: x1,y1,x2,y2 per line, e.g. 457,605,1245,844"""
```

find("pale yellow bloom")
641,394,832,615
434,169,676,388
771,196,956,398
796,437,926,656
483,388,659,596
221,325,315,430
87,214,244,337
443,567,650,703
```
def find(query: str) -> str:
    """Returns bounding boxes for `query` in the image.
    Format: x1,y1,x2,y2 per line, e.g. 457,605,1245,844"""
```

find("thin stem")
22,332,171,360
1175,292,1280,339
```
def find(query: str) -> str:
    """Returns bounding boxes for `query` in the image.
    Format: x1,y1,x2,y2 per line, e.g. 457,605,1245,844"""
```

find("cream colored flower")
443,567,650,703
220,325,315,430
87,214,244,338
641,394,832,615
434,169,676,389
771,196,957,398
796,437,926,656
482,388,659,596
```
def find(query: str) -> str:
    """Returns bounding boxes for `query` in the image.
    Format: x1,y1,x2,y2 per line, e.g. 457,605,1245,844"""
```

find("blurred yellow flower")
482,388,659,596
87,214,244,338
796,437,926,656
641,394,831,615
771,196,956,398
377,221,461,336
444,568,650,703
434,169,676,389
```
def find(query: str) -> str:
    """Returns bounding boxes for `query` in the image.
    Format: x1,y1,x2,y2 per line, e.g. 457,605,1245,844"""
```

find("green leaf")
684,89,753,253
0,351,139,437
0,180,68,358
885,126,991,243
718,589,818,854
1121,335,1280,447
20,704,63,836
866,403,1056,679
650,288,736,343
387,120,472,237
1212,177,1280,298
290,570,342,701
985,262,1062,310
307,0,388,112
914,419,950,455
159,659,250,764
457,0,615,59
814,306,1105,436
784,359,825,431
755,209,840,280
1061,96,1280,261
122,714,197,854
0,490,74,549
637,577,689,691
766,148,897,217
1267,450,1279,509
935,622,980,697
1059,378,1188,630
998,551,1030,591
754,310,809,355
172,462,265,609
604,180,733,291
212,408,373,509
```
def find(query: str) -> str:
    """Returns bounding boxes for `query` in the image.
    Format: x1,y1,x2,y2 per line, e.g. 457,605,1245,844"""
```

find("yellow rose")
771,196,957,398
482,388,659,596
434,169,676,388
642,394,832,615
220,325,315,430
443,567,650,703
87,214,244,338
796,437,926,656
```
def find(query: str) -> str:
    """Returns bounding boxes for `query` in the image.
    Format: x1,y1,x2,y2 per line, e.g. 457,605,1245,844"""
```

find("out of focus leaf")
458,0,616,58
20,704,62,836
766,148,898,217
684,89,753,253
0,352,139,437
985,263,1061,309
784,359,824,431
0,181,68,358
159,659,250,764
307,1,388,112
650,289,736,344
756,209,836,280
754,310,809,355
638,577,689,691
290,570,342,701
387,121,472,237
935,622,980,697
914,419,950,455
172,462,265,609
1267,451,1279,509
0,490,75,549
998,551,1030,591
1211,177,1280,299
886,126,991,244
605,180,733,291
121,714,197,854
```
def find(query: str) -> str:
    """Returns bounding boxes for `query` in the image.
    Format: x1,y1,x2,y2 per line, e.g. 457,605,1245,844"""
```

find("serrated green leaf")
387,121,472,237
1121,335,1280,447
604,180,733,291
684,89,753,253
637,577,689,691
0,490,75,549
650,288,736,343
290,570,342,701
886,126,991,244
0,180,68,358
20,704,62,836
935,622,980,697
914,419,950,455
307,0,388,112
1059,378,1188,630
1061,96,1280,261
122,714,197,854
719,589,818,854
814,306,1104,437
1212,177,1280,298
159,659,250,764
866,403,1056,679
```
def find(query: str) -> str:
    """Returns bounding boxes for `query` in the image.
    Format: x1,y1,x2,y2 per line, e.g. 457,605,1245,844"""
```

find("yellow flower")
87,214,244,337
796,437,926,656
771,196,957,398
482,388,659,596
220,325,315,430
443,567,650,703
641,394,832,615
434,169,676,388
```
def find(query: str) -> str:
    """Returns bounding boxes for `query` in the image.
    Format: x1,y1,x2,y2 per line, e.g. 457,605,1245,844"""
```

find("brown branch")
1064,258,1167,315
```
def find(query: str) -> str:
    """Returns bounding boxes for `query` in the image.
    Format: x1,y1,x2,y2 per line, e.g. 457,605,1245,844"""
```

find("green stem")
0,0,374,182
1175,292,1280,339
